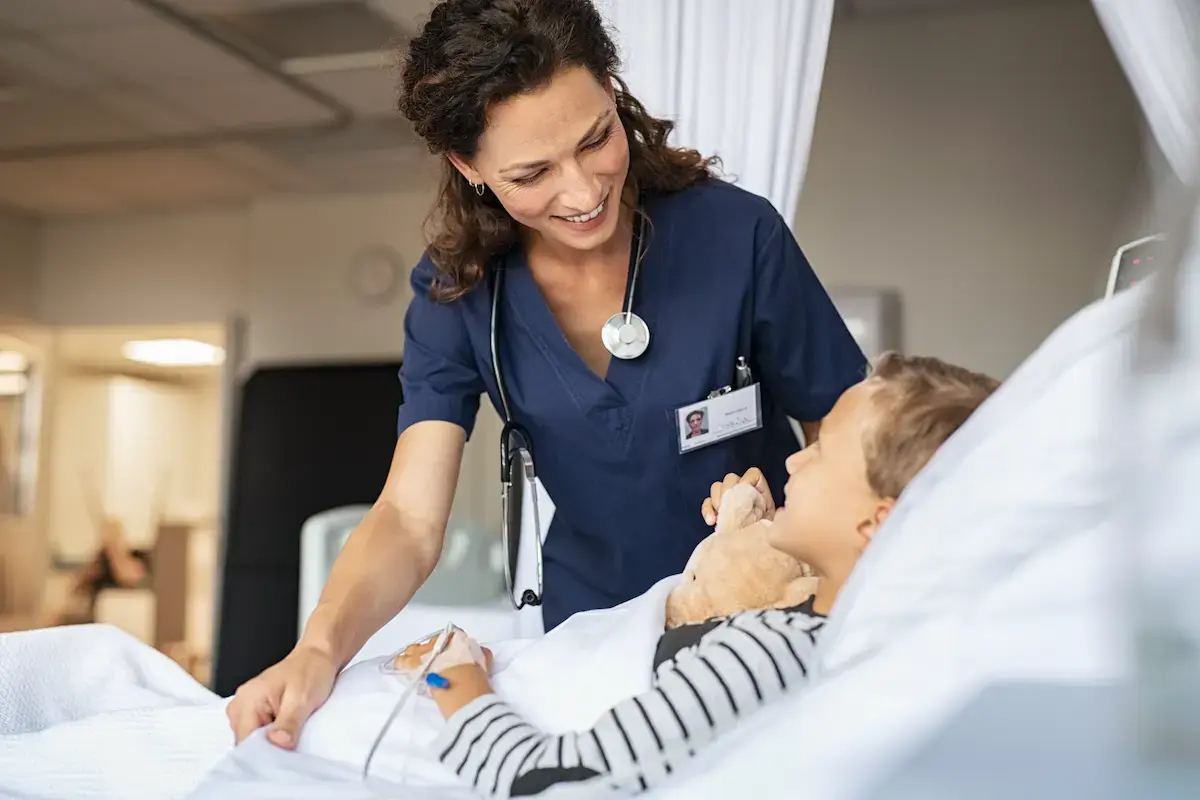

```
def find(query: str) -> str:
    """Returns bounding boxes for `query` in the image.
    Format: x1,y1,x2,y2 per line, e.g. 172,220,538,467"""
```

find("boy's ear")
855,498,896,547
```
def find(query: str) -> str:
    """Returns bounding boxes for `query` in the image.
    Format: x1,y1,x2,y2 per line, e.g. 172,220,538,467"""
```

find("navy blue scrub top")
397,180,867,630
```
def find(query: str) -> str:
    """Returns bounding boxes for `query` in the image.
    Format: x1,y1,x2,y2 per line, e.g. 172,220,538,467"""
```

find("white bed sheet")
0,577,675,800
188,576,674,796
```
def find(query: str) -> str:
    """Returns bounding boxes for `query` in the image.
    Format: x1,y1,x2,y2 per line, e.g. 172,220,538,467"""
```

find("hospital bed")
298,505,518,665
0,229,1189,800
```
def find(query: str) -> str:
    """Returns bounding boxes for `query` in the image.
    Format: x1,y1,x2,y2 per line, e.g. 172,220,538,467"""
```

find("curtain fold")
1094,0,1200,760
1092,0,1199,183
598,0,836,226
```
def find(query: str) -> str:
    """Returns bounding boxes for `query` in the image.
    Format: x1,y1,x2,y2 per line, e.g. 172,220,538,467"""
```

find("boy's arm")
429,608,825,799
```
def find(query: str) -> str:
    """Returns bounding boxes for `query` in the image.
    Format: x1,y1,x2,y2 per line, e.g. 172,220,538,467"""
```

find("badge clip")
708,386,732,399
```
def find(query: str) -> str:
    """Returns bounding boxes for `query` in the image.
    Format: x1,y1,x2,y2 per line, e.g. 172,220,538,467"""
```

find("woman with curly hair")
226,0,865,749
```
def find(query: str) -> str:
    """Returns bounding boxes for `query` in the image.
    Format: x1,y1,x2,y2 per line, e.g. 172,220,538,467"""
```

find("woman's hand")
701,468,775,526
226,643,340,749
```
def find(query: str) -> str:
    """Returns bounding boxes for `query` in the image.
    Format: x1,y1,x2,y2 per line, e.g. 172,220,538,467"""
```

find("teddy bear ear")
716,483,765,533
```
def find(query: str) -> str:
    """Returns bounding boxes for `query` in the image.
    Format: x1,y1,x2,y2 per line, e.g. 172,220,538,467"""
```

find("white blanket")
189,576,675,797
0,624,233,800
0,577,676,800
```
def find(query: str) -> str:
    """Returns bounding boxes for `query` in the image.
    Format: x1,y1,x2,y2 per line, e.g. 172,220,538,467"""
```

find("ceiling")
0,0,440,216
0,0,1081,218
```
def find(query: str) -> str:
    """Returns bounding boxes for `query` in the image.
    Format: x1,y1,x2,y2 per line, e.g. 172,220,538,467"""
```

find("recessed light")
121,339,226,367
0,351,28,373
0,373,28,396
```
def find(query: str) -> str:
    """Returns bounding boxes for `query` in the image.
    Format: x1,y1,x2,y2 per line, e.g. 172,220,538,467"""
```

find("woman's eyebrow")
499,110,613,176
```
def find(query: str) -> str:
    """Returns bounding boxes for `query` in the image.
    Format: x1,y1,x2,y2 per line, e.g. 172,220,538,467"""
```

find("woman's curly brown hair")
397,0,720,301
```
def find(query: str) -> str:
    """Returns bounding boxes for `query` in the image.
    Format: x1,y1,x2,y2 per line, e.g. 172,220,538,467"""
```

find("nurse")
226,0,865,747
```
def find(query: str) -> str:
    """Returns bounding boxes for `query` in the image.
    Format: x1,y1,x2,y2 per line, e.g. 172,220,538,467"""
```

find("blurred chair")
298,505,517,665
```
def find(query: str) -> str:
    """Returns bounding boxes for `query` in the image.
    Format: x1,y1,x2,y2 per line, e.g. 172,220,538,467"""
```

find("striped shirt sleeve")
430,605,826,798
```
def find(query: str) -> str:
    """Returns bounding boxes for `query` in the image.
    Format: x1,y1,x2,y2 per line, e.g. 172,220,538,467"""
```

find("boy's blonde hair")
862,352,1000,499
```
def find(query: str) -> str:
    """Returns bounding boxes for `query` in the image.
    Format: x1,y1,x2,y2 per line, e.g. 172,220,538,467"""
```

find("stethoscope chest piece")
601,311,651,360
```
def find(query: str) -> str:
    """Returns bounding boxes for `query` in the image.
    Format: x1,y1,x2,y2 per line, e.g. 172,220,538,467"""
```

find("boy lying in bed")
395,353,999,798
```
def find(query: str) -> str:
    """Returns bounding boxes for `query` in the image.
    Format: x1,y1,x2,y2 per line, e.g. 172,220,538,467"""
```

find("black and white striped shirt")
430,599,826,798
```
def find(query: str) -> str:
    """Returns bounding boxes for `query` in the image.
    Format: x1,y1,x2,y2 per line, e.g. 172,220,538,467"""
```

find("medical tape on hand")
362,621,455,783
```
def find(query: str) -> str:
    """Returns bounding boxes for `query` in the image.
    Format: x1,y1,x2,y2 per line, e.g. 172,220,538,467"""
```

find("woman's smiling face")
450,65,631,253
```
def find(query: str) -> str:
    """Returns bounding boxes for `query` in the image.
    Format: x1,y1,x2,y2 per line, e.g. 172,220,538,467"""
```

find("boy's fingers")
701,497,716,525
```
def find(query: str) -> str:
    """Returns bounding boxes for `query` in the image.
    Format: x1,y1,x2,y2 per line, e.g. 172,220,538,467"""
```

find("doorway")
0,322,228,685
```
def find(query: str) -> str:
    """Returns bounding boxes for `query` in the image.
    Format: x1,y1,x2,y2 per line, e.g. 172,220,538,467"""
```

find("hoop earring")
474,182,486,197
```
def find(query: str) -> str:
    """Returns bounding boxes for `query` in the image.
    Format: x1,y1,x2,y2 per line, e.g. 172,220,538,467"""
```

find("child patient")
396,353,999,798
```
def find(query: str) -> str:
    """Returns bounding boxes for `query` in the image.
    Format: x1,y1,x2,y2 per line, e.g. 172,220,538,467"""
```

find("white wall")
37,190,436,367
0,210,41,321
44,372,223,559
39,208,247,331
795,1,1146,378
43,375,112,560
38,188,503,537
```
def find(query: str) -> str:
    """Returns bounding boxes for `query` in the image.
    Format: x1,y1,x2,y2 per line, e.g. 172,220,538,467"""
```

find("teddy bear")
665,483,818,629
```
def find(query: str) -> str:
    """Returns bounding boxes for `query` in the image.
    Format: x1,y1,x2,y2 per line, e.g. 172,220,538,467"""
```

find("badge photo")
676,384,763,453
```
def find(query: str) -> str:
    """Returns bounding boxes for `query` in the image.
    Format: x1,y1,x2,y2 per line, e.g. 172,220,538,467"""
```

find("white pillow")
815,282,1150,677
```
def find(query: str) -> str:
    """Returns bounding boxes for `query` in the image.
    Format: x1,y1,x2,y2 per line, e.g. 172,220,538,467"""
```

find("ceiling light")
0,373,28,396
121,339,226,367
0,351,28,373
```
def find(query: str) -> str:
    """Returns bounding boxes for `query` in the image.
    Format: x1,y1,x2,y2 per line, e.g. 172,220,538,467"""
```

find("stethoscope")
491,207,650,610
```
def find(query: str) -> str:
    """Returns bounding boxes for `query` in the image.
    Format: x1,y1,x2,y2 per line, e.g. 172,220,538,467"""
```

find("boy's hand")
702,468,775,526
392,630,494,674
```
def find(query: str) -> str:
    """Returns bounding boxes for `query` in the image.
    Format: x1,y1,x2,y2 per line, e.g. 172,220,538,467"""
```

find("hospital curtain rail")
213,361,403,698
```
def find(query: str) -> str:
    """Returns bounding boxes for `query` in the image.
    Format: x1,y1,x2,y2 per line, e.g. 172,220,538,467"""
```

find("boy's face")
768,380,893,571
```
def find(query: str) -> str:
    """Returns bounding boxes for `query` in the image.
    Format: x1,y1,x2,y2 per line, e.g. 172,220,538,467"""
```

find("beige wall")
0,210,42,321
795,1,1146,378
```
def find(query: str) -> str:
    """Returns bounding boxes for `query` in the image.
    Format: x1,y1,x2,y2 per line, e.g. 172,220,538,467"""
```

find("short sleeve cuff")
396,390,482,439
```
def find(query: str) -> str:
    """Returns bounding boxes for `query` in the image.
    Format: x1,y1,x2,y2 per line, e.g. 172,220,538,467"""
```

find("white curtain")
1092,0,1199,182
598,0,836,227
1094,0,1200,756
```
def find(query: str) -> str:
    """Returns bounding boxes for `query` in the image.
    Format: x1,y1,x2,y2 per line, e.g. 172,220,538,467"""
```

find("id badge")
675,383,763,453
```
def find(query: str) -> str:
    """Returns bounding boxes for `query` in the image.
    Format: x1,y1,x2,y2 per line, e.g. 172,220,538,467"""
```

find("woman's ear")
445,153,482,186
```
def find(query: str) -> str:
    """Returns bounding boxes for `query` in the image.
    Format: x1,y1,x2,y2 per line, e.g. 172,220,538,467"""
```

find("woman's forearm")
299,499,442,668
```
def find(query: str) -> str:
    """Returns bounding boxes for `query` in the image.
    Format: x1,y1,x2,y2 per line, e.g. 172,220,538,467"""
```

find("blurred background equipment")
1106,233,1167,298
213,360,403,696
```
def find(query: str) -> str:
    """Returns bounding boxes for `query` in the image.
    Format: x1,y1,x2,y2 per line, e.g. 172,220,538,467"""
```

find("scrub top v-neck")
397,179,867,630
